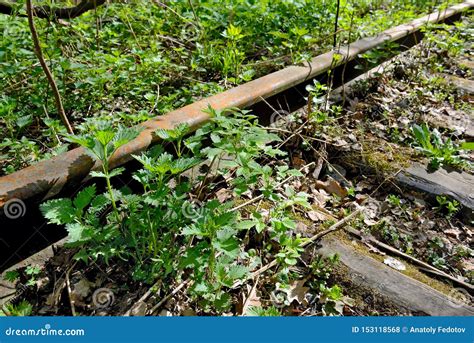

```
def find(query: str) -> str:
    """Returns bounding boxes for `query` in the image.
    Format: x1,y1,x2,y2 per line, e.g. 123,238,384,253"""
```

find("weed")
24,265,41,287
245,306,281,316
4,270,20,283
386,194,402,208
41,108,314,312
411,123,468,170
0,300,33,317
434,195,460,219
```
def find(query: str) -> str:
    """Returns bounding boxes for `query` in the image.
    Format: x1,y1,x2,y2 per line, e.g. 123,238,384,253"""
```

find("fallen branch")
149,279,191,315
26,0,74,134
65,267,76,316
1,0,106,19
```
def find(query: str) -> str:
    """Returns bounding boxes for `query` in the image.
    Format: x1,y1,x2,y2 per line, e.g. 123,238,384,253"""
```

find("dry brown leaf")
216,188,232,203
287,280,309,305
307,210,328,222
312,189,329,207
292,156,306,168
314,177,347,198
72,278,92,299
130,301,147,316
242,282,261,315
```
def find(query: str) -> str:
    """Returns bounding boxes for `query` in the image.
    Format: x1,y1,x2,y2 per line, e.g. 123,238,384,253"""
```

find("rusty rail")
0,1,473,208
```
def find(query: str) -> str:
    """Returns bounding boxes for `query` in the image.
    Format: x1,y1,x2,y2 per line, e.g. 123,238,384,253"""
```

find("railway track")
0,2,473,316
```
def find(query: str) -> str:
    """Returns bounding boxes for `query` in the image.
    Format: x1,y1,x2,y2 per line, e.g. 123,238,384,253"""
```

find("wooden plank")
444,74,474,94
316,237,474,316
0,238,66,308
458,58,474,71
397,163,474,219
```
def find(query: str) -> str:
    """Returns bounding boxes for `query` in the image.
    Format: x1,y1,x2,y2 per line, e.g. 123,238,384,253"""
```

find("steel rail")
0,1,473,208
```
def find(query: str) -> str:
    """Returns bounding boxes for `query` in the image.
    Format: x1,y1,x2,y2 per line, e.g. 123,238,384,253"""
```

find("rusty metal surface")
0,1,472,208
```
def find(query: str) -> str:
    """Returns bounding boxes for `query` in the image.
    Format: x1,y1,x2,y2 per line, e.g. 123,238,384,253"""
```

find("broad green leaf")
95,130,115,146
65,223,87,243
227,265,249,281
40,198,75,225
73,185,96,212
235,220,258,230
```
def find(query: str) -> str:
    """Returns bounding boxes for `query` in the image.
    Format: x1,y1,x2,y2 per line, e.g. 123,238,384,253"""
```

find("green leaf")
113,127,140,150
108,167,125,178
214,293,231,311
73,185,96,212
182,225,207,237
65,135,95,149
227,265,249,281
66,223,87,243
4,270,20,283
461,142,474,150
235,220,257,230
281,217,297,230
95,130,115,146
90,171,107,178
213,235,239,258
73,249,89,263
40,198,75,225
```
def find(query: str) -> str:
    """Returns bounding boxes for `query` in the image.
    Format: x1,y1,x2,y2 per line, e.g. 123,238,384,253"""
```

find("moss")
360,136,412,174
332,263,406,315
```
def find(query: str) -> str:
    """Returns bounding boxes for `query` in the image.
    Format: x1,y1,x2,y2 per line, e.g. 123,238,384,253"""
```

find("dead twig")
149,279,192,315
65,262,78,316
123,280,162,317
26,0,74,134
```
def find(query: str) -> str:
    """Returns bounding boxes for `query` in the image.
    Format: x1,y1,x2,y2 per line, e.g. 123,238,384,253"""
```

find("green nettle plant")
66,124,141,216
40,109,314,312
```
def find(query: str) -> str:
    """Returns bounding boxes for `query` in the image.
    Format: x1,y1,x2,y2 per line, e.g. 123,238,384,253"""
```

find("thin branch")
333,0,341,49
1,0,106,19
149,279,191,315
26,0,74,134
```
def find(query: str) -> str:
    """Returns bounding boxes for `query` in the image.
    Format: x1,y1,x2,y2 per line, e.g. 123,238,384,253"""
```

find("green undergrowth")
0,0,462,174
39,108,356,315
